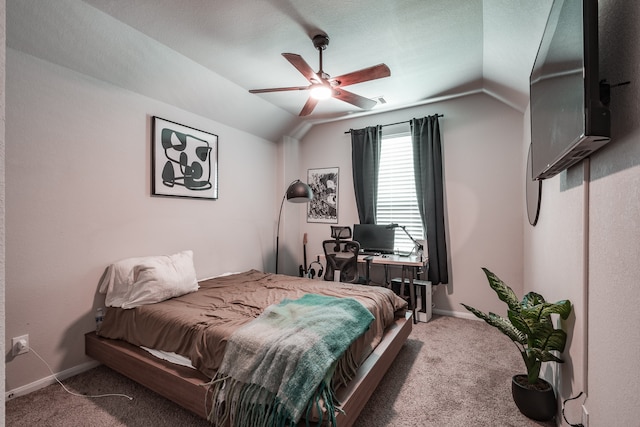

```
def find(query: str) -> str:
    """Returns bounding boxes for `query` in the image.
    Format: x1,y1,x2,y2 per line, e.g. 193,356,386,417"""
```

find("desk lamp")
387,223,424,259
275,180,313,273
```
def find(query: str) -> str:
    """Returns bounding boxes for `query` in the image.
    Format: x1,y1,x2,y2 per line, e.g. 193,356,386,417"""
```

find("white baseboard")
413,283,481,322
432,307,481,321
5,360,100,401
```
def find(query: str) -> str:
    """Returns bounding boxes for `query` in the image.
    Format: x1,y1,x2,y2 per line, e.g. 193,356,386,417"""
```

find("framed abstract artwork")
307,167,339,223
151,117,218,200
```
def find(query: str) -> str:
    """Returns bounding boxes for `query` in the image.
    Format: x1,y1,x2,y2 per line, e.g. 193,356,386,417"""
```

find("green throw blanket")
207,294,374,427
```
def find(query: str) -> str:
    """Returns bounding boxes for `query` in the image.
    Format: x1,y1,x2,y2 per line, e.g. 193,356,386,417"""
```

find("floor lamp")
275,179,313,274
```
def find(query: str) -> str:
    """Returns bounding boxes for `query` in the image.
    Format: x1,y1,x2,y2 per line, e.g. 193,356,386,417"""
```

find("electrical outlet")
582,404,589,427
11,334,29,356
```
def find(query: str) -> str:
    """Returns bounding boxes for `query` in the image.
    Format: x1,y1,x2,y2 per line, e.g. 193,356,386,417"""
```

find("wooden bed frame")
85,312,412,426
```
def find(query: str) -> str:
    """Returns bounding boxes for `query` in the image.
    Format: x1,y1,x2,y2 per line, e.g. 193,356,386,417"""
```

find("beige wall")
522,103,588,422
298,93,525,319
587,0,640,424
524,1,640,425
4,49,280,393
1,0,6,417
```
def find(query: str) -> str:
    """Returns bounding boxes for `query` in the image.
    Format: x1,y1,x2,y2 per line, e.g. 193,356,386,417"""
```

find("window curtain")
411,115,449,285
350,126,382,224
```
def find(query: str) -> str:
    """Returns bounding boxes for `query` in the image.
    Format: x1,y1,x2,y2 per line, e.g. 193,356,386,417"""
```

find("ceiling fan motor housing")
312,34,329,50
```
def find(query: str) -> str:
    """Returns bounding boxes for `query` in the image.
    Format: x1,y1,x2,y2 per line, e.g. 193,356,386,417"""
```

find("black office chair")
330,225,352,240
323,225,372,284
323,239,359,283
323,239,373,284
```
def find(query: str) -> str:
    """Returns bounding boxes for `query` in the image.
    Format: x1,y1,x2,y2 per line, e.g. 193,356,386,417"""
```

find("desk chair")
322,239,371,284
330,225,352,240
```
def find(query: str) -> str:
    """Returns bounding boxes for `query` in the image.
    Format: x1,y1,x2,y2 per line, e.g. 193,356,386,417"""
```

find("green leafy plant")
461,268,572,385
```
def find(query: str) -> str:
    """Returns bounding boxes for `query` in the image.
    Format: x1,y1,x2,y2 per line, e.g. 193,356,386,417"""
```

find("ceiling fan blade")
331,64,391,87
282,53,321,83
299,97,319,116
249,86,309,94
333,89,377,110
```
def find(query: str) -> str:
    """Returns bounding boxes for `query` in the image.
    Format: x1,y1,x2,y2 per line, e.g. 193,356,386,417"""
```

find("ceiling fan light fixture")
248,34,390,116
309,84,332,100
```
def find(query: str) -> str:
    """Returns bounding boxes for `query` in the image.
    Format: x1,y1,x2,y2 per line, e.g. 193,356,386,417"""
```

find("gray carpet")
6,315,557,426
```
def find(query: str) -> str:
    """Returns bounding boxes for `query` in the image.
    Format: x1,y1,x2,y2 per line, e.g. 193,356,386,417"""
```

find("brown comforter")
98,270,407,378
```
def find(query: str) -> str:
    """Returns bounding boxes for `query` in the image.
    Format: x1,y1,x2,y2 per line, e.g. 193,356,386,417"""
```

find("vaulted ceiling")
7,0,554,140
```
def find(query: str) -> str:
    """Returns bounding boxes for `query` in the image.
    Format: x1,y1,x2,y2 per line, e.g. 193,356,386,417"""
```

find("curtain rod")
344,114,443,134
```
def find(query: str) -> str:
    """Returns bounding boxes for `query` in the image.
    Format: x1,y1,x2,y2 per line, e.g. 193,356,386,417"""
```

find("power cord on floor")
25,343,133,401
562,391,584,427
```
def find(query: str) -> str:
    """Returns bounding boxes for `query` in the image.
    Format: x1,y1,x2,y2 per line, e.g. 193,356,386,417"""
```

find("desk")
320,252,425,324
358,254,425,324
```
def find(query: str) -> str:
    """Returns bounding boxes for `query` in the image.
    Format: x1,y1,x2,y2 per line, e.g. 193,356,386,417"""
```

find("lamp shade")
286,180,313,202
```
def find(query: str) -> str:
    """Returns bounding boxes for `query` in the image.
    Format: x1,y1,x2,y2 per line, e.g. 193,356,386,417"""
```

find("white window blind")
377,133,424,254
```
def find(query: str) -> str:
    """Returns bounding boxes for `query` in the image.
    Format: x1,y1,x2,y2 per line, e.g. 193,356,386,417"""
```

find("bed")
85,253,411,426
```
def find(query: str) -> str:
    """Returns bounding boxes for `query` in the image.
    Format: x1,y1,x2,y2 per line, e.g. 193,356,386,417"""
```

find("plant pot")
511,374,557,421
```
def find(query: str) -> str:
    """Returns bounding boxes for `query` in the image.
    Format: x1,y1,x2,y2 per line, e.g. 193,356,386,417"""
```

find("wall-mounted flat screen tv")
530,0,610,180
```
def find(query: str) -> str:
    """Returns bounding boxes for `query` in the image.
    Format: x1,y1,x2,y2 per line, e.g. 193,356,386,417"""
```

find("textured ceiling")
7,0,554,139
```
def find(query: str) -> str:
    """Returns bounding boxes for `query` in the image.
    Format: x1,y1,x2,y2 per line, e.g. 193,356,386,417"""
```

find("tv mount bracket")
600,79,631,106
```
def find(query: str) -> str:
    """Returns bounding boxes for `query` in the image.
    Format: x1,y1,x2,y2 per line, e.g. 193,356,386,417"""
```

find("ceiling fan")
249,34,391,116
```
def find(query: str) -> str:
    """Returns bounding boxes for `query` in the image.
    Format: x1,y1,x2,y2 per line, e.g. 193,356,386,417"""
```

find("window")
376,133,424,254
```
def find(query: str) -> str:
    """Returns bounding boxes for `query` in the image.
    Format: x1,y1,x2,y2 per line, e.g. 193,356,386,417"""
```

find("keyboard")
360,250,393,256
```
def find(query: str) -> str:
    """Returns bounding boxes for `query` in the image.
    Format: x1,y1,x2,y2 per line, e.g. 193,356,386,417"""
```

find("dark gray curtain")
411,115,449,285
350,126,382,224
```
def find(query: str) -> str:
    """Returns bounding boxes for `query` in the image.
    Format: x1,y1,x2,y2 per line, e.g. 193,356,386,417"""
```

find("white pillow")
123,251,199,309
98,250,198,308
98,255,152,307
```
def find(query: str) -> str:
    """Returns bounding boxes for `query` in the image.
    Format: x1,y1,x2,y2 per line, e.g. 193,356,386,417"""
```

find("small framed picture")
307,167,339,223
151,117,218,200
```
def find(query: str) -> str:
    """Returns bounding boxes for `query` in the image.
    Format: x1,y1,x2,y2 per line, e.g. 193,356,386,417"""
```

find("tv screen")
352,224,395,254
529,0,610,180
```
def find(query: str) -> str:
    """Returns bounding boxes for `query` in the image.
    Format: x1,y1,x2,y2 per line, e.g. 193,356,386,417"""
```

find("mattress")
98,269,407,378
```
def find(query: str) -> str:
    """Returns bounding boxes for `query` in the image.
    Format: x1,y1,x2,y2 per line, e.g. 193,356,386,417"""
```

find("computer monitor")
352,224,395,254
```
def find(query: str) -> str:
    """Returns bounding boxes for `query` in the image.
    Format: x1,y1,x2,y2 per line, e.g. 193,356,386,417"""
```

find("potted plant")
461,268,572,421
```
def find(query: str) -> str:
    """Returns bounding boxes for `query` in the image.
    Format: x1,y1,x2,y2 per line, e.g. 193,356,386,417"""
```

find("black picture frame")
307,167,339,223
151,117,218,200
